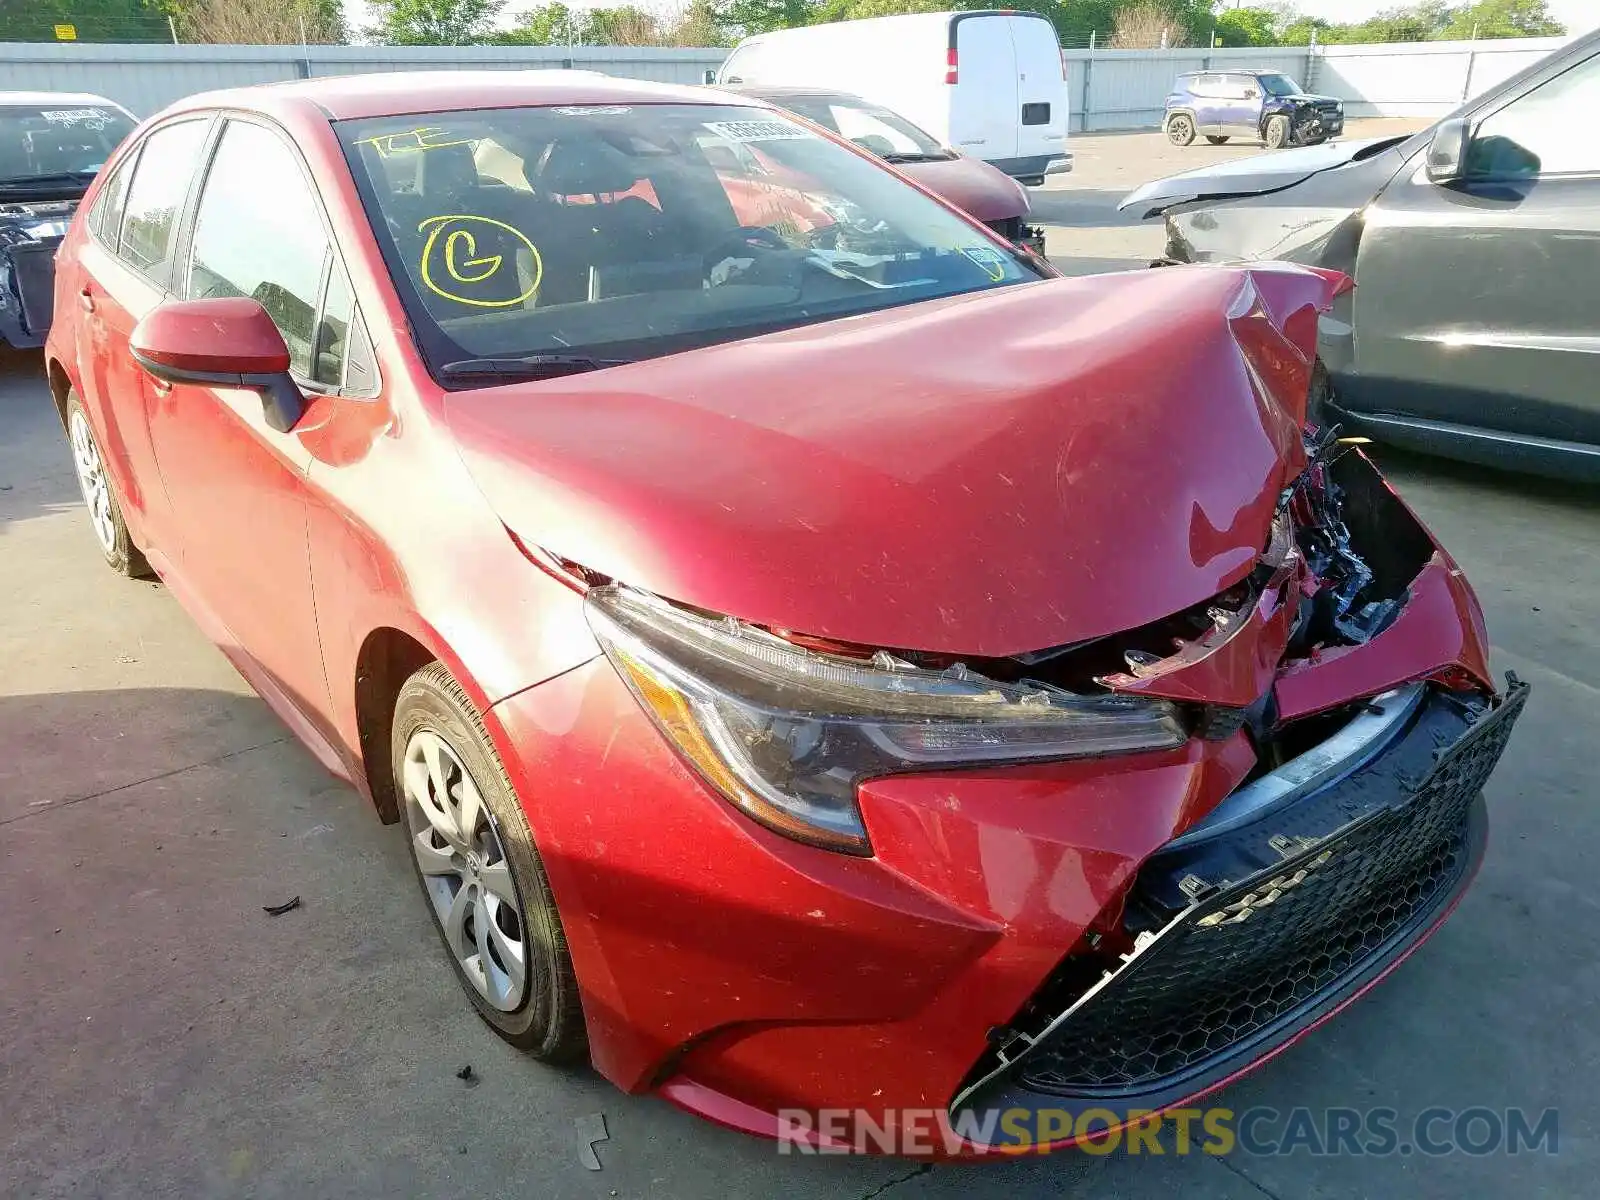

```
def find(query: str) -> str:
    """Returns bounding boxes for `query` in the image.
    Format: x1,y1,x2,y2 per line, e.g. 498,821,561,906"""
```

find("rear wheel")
1205,135,1230,145
66,390,150,578
393,662,587,1061
1165,113,1196,147
1264,115,1291,150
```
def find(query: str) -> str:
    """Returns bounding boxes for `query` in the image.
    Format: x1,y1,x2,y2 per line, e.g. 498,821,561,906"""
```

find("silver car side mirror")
1425,117,1470,185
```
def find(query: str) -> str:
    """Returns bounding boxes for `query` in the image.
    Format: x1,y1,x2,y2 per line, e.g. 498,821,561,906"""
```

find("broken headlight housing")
585,585,1188,855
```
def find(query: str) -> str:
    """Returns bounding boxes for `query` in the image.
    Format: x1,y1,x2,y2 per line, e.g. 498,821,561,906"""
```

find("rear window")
335,103,1039,382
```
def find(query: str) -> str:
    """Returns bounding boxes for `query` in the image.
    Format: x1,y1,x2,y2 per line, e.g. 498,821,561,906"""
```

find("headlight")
585,586,1188,855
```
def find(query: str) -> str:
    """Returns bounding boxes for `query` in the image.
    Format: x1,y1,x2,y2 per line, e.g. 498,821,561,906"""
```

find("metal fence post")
1461,24,1479,102
1079,31,1095,135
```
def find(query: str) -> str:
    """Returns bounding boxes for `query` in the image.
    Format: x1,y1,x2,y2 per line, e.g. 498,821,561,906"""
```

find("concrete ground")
3,122,1595,1199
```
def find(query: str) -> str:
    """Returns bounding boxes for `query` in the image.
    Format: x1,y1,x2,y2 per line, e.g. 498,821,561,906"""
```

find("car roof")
0,91,122,107
160,71,764,123
720,84,867,103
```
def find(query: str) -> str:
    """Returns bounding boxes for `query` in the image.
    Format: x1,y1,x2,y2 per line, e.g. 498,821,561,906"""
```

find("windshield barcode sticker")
41,109,110,128
703,120,814,144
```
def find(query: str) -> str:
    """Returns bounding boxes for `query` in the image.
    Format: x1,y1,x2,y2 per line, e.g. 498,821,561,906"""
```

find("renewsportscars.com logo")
775,1106,1560,1158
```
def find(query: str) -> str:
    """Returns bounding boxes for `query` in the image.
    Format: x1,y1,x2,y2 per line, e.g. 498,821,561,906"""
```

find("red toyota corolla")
46,72,1525,1155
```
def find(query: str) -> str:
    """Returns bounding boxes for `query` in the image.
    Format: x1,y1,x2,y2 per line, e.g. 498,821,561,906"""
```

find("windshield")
0,104,134,187
1258,74,1304,98
335,104,1037,380
772,96,948,160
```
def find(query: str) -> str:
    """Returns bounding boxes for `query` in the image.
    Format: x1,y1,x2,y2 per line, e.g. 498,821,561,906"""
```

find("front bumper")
1294,110,1344,143
952,676,1527,1144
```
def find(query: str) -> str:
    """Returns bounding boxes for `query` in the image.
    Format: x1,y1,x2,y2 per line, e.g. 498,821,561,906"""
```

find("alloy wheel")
68,408,116,553
402,728,529,1012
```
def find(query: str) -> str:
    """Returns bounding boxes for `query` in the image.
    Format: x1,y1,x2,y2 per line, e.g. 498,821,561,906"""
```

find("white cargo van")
714,11,1070,185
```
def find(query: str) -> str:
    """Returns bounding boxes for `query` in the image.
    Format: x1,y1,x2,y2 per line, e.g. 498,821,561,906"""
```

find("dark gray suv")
1125,29,1600,480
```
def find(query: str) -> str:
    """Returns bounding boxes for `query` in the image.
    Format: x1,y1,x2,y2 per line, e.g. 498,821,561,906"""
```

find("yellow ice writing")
354,127,476,159
418,215,542,308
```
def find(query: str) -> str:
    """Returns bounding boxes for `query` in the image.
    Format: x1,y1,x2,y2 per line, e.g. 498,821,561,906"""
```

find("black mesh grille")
1016,686,1524,1096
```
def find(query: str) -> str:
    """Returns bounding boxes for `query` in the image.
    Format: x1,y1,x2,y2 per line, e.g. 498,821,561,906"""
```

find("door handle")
77,287,95,314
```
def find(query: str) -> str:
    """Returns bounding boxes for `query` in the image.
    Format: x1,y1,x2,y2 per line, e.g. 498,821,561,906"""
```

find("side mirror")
702,69,717,85
1425,116,1471,185
130,297,305,433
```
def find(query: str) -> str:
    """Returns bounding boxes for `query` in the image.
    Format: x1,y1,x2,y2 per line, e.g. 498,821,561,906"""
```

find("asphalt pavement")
2,123,1596,1198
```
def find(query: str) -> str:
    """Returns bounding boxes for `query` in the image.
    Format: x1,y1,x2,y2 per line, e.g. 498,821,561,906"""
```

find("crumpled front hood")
446,266,1343,657
1120,136,1401,218
897,156,1030,224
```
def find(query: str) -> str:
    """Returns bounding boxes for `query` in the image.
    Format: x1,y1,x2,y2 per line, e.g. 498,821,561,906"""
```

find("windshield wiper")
439,354,633,381
879,151,953,165
0,171,96,189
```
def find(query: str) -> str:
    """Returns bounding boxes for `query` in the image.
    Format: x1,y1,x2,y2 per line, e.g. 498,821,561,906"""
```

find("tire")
1264,115,1291,150
392,661,587,1062
1165,113,1196,147
65,390,151,578
1205,135,1230,145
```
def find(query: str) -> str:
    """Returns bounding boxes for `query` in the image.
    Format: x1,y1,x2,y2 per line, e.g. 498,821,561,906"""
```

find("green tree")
163,0,345,43
1213,5,1279,46
0,0,170,42
583,4,661,44
811,0,942,21
669,0,731,45
367,0,503,44
497,0,578,43
1280,16,1332,44
715,0,821,36
1438,0,1565,37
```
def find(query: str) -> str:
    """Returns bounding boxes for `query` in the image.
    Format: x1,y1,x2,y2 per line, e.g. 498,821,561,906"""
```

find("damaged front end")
0,199,76,349
940,433,1527,1143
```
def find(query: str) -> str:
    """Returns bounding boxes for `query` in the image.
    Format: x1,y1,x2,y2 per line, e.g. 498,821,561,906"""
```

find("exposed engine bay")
0,198,78,348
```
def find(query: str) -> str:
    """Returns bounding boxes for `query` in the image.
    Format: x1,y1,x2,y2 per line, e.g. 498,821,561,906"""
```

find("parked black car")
0,92,135,350
1163,69,1344,149
1122,30,1600,480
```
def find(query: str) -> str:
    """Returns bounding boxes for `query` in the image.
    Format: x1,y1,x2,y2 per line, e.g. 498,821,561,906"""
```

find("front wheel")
66,390,150,578
1205,135,1230,145
1264,115,1291,150
1165,113,1196,147
393,662,587,1061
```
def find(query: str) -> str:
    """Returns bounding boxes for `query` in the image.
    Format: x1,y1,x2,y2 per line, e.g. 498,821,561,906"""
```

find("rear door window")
88,155,134,251
118,119,211,284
